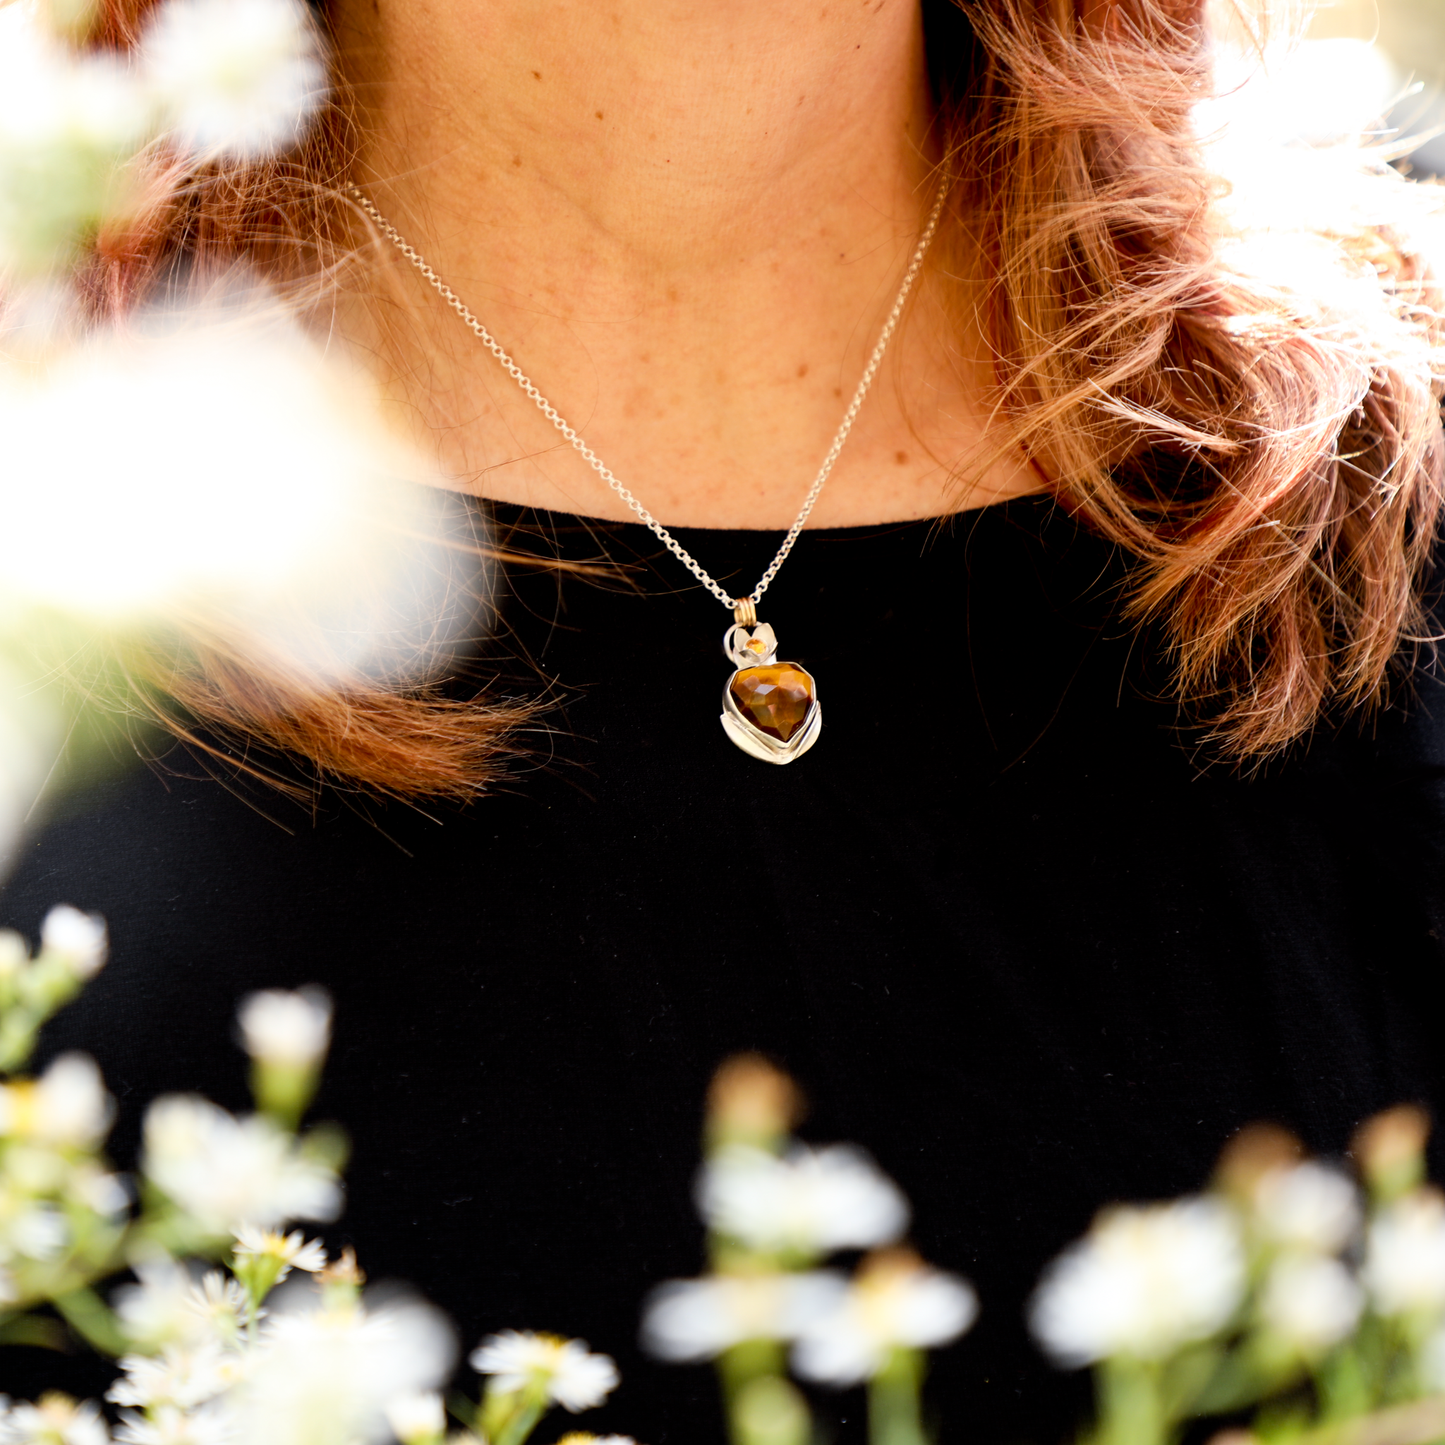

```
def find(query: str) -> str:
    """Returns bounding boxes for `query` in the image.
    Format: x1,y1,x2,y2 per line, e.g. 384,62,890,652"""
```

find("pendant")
719,620,822,764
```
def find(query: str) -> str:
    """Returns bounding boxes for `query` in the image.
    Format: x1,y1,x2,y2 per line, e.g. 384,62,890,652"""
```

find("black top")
5,495,1445,1444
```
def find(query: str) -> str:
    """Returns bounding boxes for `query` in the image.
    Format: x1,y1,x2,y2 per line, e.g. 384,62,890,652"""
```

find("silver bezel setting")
720,666,822,765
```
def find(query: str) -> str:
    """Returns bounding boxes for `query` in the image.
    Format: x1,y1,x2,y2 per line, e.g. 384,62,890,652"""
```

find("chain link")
348,180,947,612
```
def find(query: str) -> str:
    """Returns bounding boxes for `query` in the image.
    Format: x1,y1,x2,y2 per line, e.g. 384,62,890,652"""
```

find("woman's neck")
334,0,1036,528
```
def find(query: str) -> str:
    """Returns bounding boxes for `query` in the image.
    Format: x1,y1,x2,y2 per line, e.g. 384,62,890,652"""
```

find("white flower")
227,1290,454,1445
1253,1164,1360,1254
187,1272,250,1344
1030,1198,1245,1366
643,1272,847,1361
140,0,326,160
1364,1189,1445,1316
0,6,147,150
0,6,151,270
142,1095,341,1233
0,930,28,979
115,1257,199,1346
469,1332,619,1412
237,989,331,1068
698,1145,909,1255
107,1341,240,1410
2,1199,66,1260
383,1392,446,1443
232,1225,327,1277
791,1254,977,1386
1258,1254,1363,1353
38,907,108,978
73,1167,129,1219
0,1055,113,1147
0,1395,112,1445
114,1404,235,1445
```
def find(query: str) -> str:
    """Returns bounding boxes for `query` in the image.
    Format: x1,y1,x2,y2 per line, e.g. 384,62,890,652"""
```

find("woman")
4,0,1444,1440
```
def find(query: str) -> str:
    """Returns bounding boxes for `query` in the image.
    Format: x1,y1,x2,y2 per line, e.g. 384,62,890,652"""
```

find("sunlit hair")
83,0,1445,794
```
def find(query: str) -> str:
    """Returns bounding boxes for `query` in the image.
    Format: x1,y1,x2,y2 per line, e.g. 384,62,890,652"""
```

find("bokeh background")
1305,0,1445,174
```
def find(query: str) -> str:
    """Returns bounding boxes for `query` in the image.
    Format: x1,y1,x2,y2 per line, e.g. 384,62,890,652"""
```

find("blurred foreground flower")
472,1330,620,1410
0,301,488,868
238,987,332,1129
0,1393,111,1445
1251,1161,1360,1253
642,1271,846,1360
140,0,326,160
1363,1188,1445,1316
0,938,630,1445
224,1286,454,1445
1031,1198,1245,1366
651,1057,976,1445
792,1249,977,1387
1257,1253,1363,1354
0,0,324,272
698,1143,909,1258
0,908,107,1070
0,309,438,623
142,1094,341,1237
473,1331,620,1445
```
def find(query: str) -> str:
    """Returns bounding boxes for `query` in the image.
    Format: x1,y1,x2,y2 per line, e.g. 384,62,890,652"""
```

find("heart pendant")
719,621,822,764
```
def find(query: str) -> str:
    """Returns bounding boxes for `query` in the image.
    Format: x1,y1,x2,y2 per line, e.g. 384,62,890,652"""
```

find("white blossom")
0,3,150,268
232,1225,327,1278
0,930,28,979
470,1332,619,1412
226,1290,454,1445
1253,1164,1360,1254
140,0,326,160
698,1145,909,1255
1259,1255,1364,1353
114,1404,235,1445
115,1257,201,1347
2,1198,66,1260
1364,1189,1445,1316
115,1261,250,1351
107,1341,241,1410
38,907,108,978
0,1395,112,1445
383,1393,446,1443
0,1055,112,1147
1031,1198,1245,1366
0,308,462,683
73,1167,129,1219
142,1095,341,1233
791,1256,977,1385
188,1272,251,1344
642,1272,847,1361
237,990,331,1069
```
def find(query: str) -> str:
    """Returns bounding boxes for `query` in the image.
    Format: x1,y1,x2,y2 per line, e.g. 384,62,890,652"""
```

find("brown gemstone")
730,663,815,742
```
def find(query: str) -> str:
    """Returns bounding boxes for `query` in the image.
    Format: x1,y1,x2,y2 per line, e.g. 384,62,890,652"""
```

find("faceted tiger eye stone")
730,664,815,742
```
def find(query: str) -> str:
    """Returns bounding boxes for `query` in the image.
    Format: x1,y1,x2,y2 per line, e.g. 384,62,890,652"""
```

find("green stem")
1096,1357,1168,1445
869,1348,928,1445
489,1380,550,1445
0,1313,69,1350
53,1286,129,1357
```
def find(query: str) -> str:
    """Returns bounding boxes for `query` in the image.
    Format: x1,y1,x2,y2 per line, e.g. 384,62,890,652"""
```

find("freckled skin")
335,0,1039,528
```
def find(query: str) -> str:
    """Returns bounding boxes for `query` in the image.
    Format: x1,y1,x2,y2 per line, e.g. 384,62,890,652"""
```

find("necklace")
349,181,946,765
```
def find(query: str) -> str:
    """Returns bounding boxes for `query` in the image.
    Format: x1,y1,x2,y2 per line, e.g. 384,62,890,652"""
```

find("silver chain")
348,180,947,614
